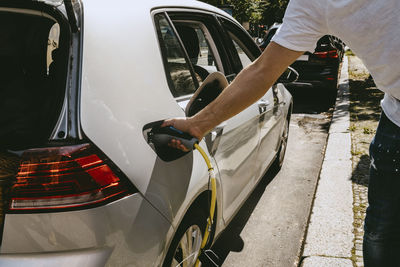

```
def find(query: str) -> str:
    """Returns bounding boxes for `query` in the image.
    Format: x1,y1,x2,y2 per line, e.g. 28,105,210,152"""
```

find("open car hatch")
18,0,81,32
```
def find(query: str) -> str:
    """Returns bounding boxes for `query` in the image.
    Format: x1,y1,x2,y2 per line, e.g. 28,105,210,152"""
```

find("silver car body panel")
214,104,261,221
1,194,171,266
256,85,287,178
0,247,112,267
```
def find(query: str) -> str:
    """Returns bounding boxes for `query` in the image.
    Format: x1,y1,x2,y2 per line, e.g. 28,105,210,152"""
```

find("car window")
174,23,218,71
195,27,218,71
220,18,260,72
47,23,60,72
154,14,197,97
172,21,223,85
168,12,237,82
229,35,252,68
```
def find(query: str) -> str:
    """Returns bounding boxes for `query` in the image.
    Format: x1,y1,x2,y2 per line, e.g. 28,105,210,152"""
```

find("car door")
168,12,262,222
220,18,283,181
256,83,286,176
205,16,263,222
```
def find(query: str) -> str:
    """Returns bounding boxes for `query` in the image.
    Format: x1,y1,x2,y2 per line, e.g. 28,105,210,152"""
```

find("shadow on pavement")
210,167,279,265
351,154,370,187
286,86,337,114
349,78,381,188
349,79,383,123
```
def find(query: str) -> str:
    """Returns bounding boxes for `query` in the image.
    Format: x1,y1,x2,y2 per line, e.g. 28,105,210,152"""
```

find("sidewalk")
301,56,355,266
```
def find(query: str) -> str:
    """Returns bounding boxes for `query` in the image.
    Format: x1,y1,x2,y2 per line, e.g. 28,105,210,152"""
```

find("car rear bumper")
0,193,171,266
0,247,112,267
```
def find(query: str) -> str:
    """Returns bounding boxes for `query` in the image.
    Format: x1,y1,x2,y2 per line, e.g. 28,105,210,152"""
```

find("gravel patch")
348,55,384,266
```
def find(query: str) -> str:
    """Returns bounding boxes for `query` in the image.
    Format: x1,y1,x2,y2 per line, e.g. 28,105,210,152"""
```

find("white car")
0,0,294,266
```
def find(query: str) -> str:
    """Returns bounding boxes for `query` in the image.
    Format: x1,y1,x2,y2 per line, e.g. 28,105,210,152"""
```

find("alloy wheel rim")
171,225,203,267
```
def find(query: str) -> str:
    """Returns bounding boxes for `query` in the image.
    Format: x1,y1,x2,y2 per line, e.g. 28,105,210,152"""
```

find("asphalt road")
211,87,336,267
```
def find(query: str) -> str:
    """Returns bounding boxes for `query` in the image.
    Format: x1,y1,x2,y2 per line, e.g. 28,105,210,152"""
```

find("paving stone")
301,256,353,267
303,159,353,258
356,250,363,257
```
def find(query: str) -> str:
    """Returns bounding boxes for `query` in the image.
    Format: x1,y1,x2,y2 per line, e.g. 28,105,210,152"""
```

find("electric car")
0,0,294,266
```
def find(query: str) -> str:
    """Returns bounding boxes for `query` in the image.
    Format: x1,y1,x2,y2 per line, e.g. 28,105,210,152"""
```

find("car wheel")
273,116,290,171
327,78,338,91
163,209,207,267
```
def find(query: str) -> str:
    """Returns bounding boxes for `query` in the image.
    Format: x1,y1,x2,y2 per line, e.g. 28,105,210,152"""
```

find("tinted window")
195,27,217,70
220,18,260,72
47,23,60,71
229,35,252,68
155,14,197,97
173,22,220,83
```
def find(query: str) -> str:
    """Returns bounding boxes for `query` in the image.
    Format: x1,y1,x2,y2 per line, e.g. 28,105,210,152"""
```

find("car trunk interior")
0,6,69,235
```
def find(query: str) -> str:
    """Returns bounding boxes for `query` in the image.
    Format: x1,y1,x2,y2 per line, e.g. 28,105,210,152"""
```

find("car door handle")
257,99,270,113
206,122,226,156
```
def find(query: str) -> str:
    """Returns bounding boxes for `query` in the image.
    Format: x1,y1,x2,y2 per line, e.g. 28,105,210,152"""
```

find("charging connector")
148,126,199,151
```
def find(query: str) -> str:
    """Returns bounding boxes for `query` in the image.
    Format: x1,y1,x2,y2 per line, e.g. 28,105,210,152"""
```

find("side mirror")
276,67,299,84
186,72,228,117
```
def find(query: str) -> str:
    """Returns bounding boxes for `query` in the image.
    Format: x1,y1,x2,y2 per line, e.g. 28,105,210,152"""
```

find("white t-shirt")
272,0,400,127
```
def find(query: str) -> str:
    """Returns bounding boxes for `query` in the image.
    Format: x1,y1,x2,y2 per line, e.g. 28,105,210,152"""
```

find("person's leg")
363,112,400,267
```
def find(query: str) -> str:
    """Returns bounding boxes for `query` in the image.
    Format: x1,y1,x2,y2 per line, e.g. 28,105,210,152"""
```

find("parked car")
0,1,295,266
259,23,281,51
259,23,345,91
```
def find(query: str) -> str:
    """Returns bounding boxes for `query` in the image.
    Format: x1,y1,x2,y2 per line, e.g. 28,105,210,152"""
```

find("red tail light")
328,50,339,58
314,49,338,59
314,51,328,58
9,144,137,212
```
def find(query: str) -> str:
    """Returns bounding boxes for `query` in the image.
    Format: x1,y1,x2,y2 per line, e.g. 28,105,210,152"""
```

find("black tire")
272,116,290,172
326,62,340,93
326,78,338,93
163,209,207,267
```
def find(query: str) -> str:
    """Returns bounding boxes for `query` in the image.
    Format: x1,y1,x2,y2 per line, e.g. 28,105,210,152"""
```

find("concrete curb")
301,56,354,267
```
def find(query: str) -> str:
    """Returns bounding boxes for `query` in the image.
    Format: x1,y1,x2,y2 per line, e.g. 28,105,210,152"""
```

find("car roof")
90,0,232,19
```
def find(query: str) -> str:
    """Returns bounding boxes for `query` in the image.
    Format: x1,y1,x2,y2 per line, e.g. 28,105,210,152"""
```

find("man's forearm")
190,42,304,136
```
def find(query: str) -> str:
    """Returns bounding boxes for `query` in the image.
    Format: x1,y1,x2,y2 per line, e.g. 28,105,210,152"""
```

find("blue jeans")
363,111,400,267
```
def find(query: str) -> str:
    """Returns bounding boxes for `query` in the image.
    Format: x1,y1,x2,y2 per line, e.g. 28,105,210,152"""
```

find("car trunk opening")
0,3,72,240
0,10,69,149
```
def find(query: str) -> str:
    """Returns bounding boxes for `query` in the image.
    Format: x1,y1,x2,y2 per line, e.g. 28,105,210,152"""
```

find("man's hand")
161,117,204,152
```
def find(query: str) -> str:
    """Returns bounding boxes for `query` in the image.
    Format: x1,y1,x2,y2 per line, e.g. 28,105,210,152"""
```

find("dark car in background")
259,23,280,51
260,24,345,92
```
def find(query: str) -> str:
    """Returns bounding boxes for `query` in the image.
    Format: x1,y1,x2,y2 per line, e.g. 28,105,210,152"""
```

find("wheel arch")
161,189,219,265
176,189,218,246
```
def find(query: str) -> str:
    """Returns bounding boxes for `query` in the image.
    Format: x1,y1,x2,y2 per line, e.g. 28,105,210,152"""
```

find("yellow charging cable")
193,143,217,267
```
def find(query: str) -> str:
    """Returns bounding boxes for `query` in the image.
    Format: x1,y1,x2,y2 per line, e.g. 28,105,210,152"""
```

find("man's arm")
163,42,304,151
